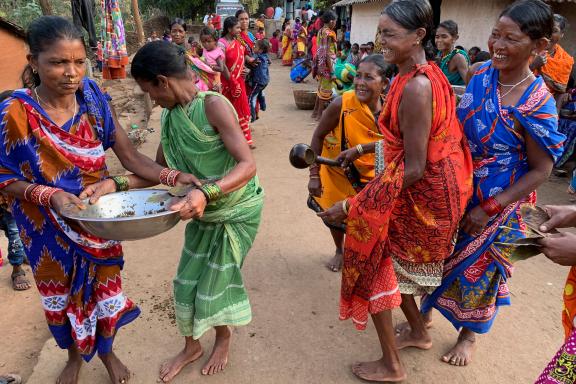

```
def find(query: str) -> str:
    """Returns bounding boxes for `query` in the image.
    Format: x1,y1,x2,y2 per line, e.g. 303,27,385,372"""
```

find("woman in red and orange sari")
531,14,574,107
319,1,472,381
218,16,253,147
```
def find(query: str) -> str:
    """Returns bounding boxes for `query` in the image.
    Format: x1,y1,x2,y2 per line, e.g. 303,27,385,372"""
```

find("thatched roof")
0,17,25,39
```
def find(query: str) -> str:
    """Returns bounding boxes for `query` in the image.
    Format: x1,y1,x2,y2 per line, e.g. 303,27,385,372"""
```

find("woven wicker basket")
293,89,317,110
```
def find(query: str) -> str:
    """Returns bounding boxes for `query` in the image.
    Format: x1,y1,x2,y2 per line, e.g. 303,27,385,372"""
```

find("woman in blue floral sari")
421,0,565,368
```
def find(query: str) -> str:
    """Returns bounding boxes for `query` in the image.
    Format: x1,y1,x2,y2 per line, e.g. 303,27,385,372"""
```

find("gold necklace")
34,87,77,114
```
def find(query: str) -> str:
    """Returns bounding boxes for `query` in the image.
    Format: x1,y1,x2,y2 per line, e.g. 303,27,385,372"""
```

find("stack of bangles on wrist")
480,196,503,217
111,176,129,192
24,184,63,207
309,163,319,179
199,183,223,203
159,168,181,187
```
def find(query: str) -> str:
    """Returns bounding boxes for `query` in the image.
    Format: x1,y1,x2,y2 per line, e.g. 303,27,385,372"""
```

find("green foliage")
1,0,41,28
139,0,214,20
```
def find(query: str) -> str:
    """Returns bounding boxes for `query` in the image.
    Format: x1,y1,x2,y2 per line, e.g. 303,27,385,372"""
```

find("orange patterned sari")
340,63,473,330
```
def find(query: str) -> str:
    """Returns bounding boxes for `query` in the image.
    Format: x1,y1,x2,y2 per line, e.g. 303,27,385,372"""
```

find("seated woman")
435,20,469,86
308,55,392,272
85,41,264,383
0,16,197,384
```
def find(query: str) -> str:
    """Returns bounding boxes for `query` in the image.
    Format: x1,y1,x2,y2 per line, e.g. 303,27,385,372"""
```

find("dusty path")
1,60,574,383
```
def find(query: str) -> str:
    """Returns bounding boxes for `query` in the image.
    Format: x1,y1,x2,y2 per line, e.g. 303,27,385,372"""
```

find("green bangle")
200,183,223,203
111,176,129,192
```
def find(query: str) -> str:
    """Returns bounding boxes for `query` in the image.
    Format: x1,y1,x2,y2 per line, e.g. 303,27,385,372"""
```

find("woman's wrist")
25,184,63,207
480,196,503,217
159,168,181,187
111,176,129,192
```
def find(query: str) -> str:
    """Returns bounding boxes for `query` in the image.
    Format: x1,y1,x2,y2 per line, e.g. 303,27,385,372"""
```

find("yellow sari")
282,27,293,66
315,90,382,210
296,27,308,56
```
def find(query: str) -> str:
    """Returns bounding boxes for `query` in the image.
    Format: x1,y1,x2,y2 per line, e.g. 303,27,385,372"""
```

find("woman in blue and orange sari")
0,17,198,384
422,0,565,368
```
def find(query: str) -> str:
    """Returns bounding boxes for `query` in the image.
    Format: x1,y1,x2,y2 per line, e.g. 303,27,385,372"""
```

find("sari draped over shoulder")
218,37,252,145
340,63,473,330
161,92,264,339
0,78,139,360
422,61,565,334
309,90,382,226
316,26,337,101
282,26,293,66
535,44,574,95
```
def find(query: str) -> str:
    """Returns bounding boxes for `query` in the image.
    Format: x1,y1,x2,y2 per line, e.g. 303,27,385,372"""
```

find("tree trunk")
38,0,52,15
130,0,145,46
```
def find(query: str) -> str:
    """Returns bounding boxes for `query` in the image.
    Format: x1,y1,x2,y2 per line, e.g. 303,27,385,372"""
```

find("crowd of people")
1,0,576,383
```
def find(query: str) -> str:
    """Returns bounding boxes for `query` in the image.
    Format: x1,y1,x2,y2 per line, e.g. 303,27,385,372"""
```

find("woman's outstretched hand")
80,179,116,204
317,200,347,225
539,205,576,232
51,191,86,215
170,189,207,220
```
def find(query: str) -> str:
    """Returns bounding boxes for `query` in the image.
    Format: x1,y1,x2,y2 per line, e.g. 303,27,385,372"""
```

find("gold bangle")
356,144,364,155
342,199,349,215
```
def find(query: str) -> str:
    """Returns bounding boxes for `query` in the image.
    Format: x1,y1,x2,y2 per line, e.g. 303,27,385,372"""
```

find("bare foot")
325,250,343,272
158,341,203,383
56,348,83,384
441,331,476,367
395,327,432,350
352,359,407,382
202,326,231,376
394,311,433,334
100,352,131,383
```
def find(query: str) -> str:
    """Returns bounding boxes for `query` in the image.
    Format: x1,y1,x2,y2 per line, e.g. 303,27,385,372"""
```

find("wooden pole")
38,0,52,15
130,0,153,116
130,0,145,45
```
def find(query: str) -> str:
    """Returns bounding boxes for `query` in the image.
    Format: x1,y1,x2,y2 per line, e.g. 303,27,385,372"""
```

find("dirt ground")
1,60,575,384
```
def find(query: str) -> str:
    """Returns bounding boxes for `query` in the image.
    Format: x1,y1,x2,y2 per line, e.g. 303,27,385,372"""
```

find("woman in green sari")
84,41,264,383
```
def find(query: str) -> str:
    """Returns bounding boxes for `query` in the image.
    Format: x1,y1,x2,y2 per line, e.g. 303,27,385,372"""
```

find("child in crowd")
256,27,266,40
270,30,281,58
249,39,271,122
200,27,228,92
347,43,360,66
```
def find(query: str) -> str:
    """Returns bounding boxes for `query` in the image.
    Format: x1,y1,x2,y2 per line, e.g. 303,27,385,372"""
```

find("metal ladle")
289,143,342,169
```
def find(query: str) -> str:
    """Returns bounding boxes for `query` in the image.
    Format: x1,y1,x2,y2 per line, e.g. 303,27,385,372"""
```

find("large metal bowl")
61,189,181,241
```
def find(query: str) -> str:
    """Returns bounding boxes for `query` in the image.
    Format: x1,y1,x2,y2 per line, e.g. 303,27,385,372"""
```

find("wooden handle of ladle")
316,156,341,167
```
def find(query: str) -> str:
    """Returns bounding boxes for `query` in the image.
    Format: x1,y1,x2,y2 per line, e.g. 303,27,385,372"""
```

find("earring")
414,40,421,46
32,68,37,74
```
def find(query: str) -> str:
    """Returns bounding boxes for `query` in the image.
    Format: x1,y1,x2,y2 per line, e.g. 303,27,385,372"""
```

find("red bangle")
159,168,181,187
480,196,503,217
23,183,37,201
